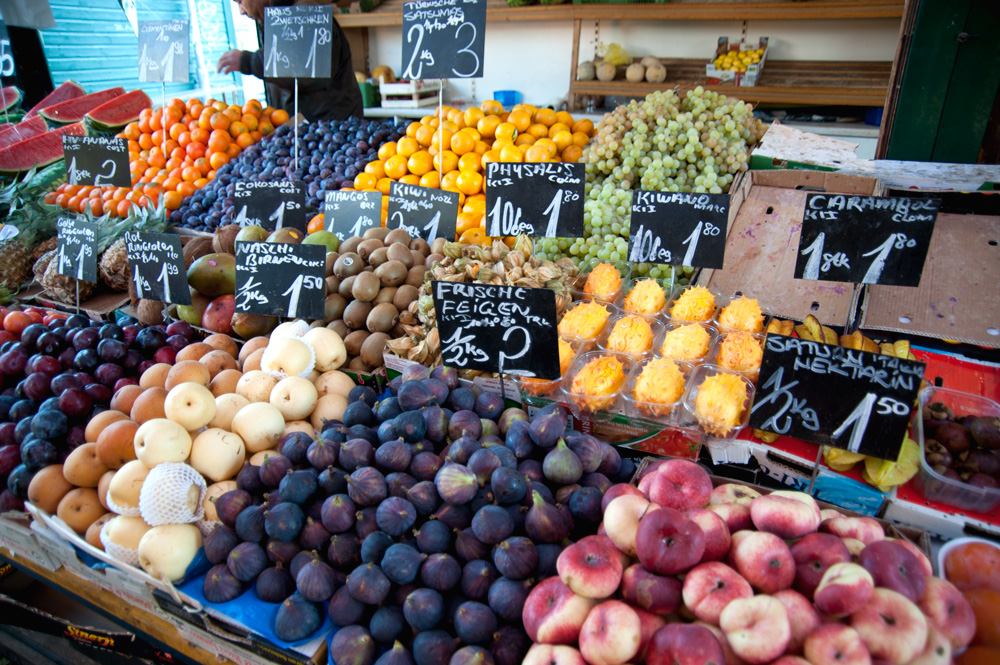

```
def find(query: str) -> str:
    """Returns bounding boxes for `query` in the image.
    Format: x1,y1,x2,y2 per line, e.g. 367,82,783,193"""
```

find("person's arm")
216,48,265,78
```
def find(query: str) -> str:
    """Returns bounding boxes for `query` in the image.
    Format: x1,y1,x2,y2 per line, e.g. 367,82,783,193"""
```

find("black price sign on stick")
387,182,458,244
794,194,939,286
138,20,189,83
0,21,14,81
124,231,191,305
401,0,485,80
433,281,560,379
56,217,98,284
485,162,585,238
233,180,305,232
63,137,130,188
749,336,926,461
263,5,333,79
628,191,728,269
235,242,326,319
325,190,382,241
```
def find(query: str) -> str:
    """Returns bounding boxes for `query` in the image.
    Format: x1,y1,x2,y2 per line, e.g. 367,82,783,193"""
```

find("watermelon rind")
0,116,49,151
0,122,86,175
0,87,21,113
24,80,87,120
39,87,125,126
85,88,152,133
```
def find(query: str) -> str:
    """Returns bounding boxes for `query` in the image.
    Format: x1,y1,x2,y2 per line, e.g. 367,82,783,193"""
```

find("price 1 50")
800,231,917,283
281,274,324,318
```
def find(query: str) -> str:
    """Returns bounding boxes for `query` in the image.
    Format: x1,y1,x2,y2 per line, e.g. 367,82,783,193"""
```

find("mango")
187,253,236,298
176,288,211,326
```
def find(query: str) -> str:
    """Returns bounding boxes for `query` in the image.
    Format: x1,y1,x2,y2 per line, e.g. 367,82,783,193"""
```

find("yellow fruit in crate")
823,446,867,471
862,435,920,492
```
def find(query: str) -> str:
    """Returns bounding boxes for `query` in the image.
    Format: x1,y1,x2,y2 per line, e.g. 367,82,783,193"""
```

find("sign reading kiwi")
233,180,305,233
263,4,334,79
484,162,585,239
124,231,191,305
387,181,459,245
56,217,98,284
324,190,382,241
63,136,131,188
433,281,561,380
138,20,189,83
235,241,325,319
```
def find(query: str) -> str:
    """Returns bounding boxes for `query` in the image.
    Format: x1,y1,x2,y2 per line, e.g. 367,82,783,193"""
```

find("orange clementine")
480,100,503,116
384,155,409,180
967,589,1000,647
236,133,255,149
533,108,557,127
561,145,584,163
396,137,419,158
209,152,229,170
495,122,518,142
407,151,434,177
458,152,482,173
535,138,558,159
507,109,532,133
225,142,241,159
176,182,195,197
354,172,378,190
459,227,488,246
209,112,231,131
572,118,595,136
241,114,259,131
441,171,460,192
450,130,476,156
307,214,325,234
229,121,249,137
455,170,483,196
946,542,1000,593
364,160,386,179
415,124,436,148
572,131,590,148
432,150,458,173
481,149,501,165
500,145,524,163
456,211,481,235
398,174,420,186
207,130,231,153
515,134,536,147
163,190,184,210
477,116,501,139
419,172,441,189
406,121,421,138
270,109,290,126
376,177,393,195
525,145,549,163
378,142,398,160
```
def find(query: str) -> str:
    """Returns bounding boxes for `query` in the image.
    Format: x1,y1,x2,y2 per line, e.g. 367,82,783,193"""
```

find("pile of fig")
201,364,636,662
922,400,1000,491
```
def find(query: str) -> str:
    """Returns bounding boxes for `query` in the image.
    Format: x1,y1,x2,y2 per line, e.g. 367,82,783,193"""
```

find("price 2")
68,156,120,187
400,0,485,80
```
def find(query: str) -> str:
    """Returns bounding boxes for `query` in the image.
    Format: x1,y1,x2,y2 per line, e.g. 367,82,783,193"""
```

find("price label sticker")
263,5,334,79
749,336,926,461
324,190,382,241
401,0,486,80
138,20,189,83
56,217,98,284
484,162,585,239
124,231,191,305
235,241,326,319
0,21,14,80
387,181,458,244
63,136,130,188
232,180,305,232
628,191,728,269
433,281,560,379
794,194,940,286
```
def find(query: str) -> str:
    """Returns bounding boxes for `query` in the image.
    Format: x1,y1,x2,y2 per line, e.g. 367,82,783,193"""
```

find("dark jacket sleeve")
239,49,264,78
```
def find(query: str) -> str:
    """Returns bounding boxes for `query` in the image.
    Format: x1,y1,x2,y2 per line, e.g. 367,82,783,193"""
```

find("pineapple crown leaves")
41,191,170,255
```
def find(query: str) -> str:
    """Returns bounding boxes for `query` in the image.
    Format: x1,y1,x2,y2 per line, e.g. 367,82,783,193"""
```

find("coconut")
212,225,241,255
183,236,214,268
136,299,165,326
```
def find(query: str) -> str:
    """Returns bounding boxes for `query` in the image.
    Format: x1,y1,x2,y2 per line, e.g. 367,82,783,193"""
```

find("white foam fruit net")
100,519,140,567
138,463,207,526
106,490,141,518
270,320,311,342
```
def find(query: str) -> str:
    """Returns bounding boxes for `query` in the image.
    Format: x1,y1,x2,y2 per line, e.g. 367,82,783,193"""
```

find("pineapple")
39,249,95,303
0,167,60,292
99,238,130,291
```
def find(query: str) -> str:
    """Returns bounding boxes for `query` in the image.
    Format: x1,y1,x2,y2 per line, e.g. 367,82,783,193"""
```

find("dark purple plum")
274,593,323,643
278,469,317,505
297,518,331,551
203,563,244,603
83,383,112,404
410,452,443,482
20,440,58,470
256,563,295,603
93,363,124,388
471,505,514,545
453,601,497,645
21,373,51,400
234,504,267,543
347,466,387,506
375,439,411,473
306,437,338,470
446,387,475,413
381,542,426,585
414,519,450,554
295,553,337,602
406,480,441,516
448,411,482,442
96,338,127,363
0,488,24,511
204,525,240,564
329,585,368,626
259,454,294,488
467,448,501,485
493,537,537,580
347,562,391,605
340,438,375,471
264,501,304,542
490,467,526,506
0,444,20,477
421,553,461,592
404,587,444,631
227,541,268,582
461,560,499,601
266,538,300,566
487,577,532,622
57,389,92,418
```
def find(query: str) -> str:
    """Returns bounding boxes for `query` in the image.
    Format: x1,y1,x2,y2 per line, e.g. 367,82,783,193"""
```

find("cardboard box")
0,513,58,572
17,283,129,322
706,37,768,87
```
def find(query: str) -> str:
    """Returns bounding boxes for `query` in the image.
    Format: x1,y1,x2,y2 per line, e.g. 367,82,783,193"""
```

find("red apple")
709,483,760,507
685,508,731,562
917,576,975,650
820,516,884,545
603,494,657,558
857,540,927,603
681,561,754,626
707,502,753,533
773,589,820,654
803,624,872,665
907,626,951,665
728,530,795,594
621,564,682,615
814,562,874,617
645,459,713,511
790,532,852,597
749,491,821,539
601,483,645,511
633,607,667,662
849,588,928,665
719,595,791,665
557,535,623,600
578,600,641,665
523,645,587,665
647,623,726,665
522,576,598,645
636,507,706,575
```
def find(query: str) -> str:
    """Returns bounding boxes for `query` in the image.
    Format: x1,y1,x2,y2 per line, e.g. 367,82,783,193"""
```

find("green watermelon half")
24,80,87,120
0,116,49,150
39,87,125,126
85,88,152,133
0,122,86,175
0,86,21,112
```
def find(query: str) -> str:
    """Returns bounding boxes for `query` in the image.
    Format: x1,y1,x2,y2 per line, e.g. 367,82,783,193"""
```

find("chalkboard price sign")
138,20,189,83
63,137,131,188
387,182,459,244
794,194,939,287
628,191,728,269
124,231,191,305
324,190,382,241
233,180,306,232
433,281,560,379
749,336,926,461
235,242,326,319
56,217,98,284
401,0,486,80
263,5,334,79
484,162,585,239
0,21,14,81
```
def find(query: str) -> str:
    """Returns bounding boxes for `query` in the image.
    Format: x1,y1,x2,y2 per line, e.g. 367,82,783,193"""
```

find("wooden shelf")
336,0,904,28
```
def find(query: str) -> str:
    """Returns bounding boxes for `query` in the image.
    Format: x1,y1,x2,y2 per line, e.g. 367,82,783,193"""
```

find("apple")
707,502,753,533
133,419,192,467
523,645,587,665
709,483,760,507
917,576,975,650
849,588,928,665
522,576,598,645
749,491,821,539
813,562,874,617
803,624,871,665
645,459,713,511
728,530,795,594
621,564,682,615
885,538,933,577
578,601,641,665
601,483,645,512
820,516,884,545
773,589,820,654
681,562,754,626
163,382,216,431
685,508,731,562
636,507,706,575
907,626,950,665
857,540,927,603
695,621,747,665
633,607,667,662
646,623,726,665
719,595,791,665
557,535,623,599
603,494,657,557
790,532,851,597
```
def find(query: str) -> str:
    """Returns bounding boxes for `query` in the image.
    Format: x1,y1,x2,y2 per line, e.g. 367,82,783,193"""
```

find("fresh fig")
214,489,254,527
404,587,445,631
446,387,476,413
432,503,472,530
375,642,414,665
535,543,562,579
422,407,450,444
453,601,497,645
569,486,604,523
341,438,375,471
328,624,375,665
497,408,528,435
347,467,388,506
411,452,444,482
448,411,482,442
430,365,458,389
490,625,531,665
296,552,337,602
413,630,458,665
381,542,427,584
597,442,623,475
470,486,496,514
376,496,417,537
450,646,494,665
321,494,357,533
387,471,417,498
267,538,301,565
504,421,533,460
361,530,395,564
461,560,499,600
519,461,544,484
370,606,407,645
329,585,368,626
525,490,572,543
204,563,245,603
487,576,532,622
435,464,478,505
306,438,339,470
528,404,567,448
279,432,312,465
318,467,349,495
235,504,267,543
356,506,380,539
407,480,442,516
565,435,603,473
265,501,305,542
421,553,462,592
236,462,266,494
204,524,240,564
348,562,392,605
580,472,612,493
467,449,502,485
398,381,437,411
375,439,412,473
471,505,515,545
327,534,362,568
293,517,326,551
227,541,268,582
394,410,428,444
543,440,583,485
493,536,537,580
256,563,295,603
474,393,504,421
454,527,490,563
489,445,517,470
259,454,294,488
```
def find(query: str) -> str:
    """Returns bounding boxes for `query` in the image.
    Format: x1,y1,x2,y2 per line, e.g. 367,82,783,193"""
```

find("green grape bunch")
536,88,767,283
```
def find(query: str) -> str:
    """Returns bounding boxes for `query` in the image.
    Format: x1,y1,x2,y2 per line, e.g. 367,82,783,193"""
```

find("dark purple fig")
348,467,387,506
329,585,368,626
453,601,497,645
370,607,406,646
523,480,553,506
296,552,337,602
454,527,490,563
535,543,563,579
613,457,637,483
348,424,376,445
203,563,244,603
470,486,495,514
347,562,391,605
598,442,623,475
387,375,404,396
959,449,1000,476
970,416,1000,450
398,380,436,411
376,642,414,665
432,503,472,530
236,463,265,494
489,467,526,505
327,534,362,568
256,563,295,603
321,494,357,533
392,583,418,606
431,365,458,389
349,385,378,406
375,439,412,472
376,496,417,537
204,525,240,564
414,519,450,554
422,378,449,405
259,454,294,488
322,423,351,442
341,438,375,471
924,440,952,467
264,501,304,542
518,460,544,484
569,487,604,523
395,410,428,443
489,444,517,470
504,421,533,460
227,541,268,582
274,592,322,642
449,646,493,665
404,587,445,631
435,464,478,505
497,408,528,435
412,439,435,455
504,504,526,533
407,480,441,516
421,553,461,592
525,490,573,543
361,530,395,564
493,536,538,580
471,505,514,545
474,392,504,421
423,407,450,444
565,434,603,473
356,506,379,539
448,411,482,442
235,504,267,543
344,401,375,429
461,560,499,600
214,489,253,527
377,396,403,424
267,538,301,565
467,449,502,485
446,436,481,465
479,431,501,446
306,437,339,470
387,471,417,498
298,517,331,551
402,363,432,382
490,625,531,665
556,484,581,504
413,630,458,665
935,422,972,455
328,624,375,665
543,439,583,484
411,452,444,482
318,467,349,494
279,432,312,465
381,542,426,585
487,577,532,623
580,472,612,493
528,404,567,448
378,420,399,444
290,549,314,580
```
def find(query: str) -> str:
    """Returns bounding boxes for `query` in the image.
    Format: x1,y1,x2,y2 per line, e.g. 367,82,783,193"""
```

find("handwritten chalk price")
401,0,486,80
0,21,14,79
264,5,333,79
627,191,728,269
484,162,585,239
138,20,189,83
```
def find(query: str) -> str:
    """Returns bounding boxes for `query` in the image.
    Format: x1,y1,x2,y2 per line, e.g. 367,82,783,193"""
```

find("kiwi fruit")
391,323,407,338
375,260,407,288
363,227,391,241
410,249,426,266
325,275,341,293
352,272,381,302
328,320,349,339
393,285,420,312
325,252,339,276
361,333,390,368
406,265,427,288
344,330,370,357
324,294,348,321
334,252,364,279
385,243,414,269
357,239,384,262
409,238,431,256
431,238,447,254
340,237,363,255
368,246,390,269
373,287,397,306
339,275,358,300
385,229,412,247
366,303,399,334
348,356,372,372
425,253,444,268
343,300,373,330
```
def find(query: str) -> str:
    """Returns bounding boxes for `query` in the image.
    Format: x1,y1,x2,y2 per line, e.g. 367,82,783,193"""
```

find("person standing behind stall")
217,0,364,121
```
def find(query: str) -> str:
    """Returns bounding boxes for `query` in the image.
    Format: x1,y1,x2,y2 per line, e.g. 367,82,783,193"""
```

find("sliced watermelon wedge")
0,122,86,175
0,86,22,112
24,81,87,120
39,87,125,126
85,88,152,133
0,116,49,150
